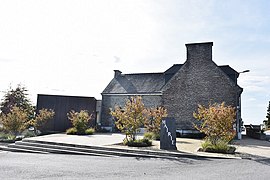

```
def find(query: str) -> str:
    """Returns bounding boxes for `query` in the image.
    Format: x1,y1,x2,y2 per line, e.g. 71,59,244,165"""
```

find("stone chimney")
185,42,213,63
114,70,122,78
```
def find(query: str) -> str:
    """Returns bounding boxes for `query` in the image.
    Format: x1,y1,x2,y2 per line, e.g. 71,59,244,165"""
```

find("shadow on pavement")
233,135,270,148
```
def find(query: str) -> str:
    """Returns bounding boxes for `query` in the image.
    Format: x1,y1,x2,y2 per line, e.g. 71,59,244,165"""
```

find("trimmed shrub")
0,132,10,140
0,132,20,142
66,127,77,135
67,110,92,135
125,138,152,147
85,128,95,135
7,134,16,141
144,132,154,140
200,139,236,154
144,132,160,140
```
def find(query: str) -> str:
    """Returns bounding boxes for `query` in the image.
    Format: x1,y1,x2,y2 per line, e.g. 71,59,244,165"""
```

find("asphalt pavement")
0,152,269,180
1,133,269,159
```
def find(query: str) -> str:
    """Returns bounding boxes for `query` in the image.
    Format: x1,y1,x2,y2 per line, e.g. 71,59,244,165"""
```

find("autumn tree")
0,85,34,119
193,102,236,145
0,106,28,135
144,107,168,136
27,108,55,133
0,85,55,136
110,96,148,141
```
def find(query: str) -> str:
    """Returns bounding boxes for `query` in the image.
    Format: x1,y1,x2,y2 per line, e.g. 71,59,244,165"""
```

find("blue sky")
0,0,269,125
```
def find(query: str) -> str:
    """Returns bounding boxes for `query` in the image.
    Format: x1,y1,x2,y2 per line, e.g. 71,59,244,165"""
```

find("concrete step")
20,139,193,159
1,145,49,154
3,139,216,159
11,141,157,158
4,140,178,159
7,143,118,157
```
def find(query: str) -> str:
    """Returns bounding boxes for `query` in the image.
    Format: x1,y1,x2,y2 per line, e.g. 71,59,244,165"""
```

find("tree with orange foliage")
110,96,149,141
0,106,28,135
144,107,167,136
193,102,236,145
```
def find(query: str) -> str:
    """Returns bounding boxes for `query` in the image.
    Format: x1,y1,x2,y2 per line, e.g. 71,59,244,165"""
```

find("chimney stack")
185,42,213,63
114,70,122,78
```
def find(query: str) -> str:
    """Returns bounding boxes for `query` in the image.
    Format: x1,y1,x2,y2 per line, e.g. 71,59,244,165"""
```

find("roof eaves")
101,92,163,96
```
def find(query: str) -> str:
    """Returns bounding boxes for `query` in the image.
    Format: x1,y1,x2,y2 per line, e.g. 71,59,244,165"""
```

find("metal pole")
236,70,250,140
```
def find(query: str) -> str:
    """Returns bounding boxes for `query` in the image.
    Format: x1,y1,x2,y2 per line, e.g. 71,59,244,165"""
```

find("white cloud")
239,75,270,93
0,0,270,125
246,98,257,102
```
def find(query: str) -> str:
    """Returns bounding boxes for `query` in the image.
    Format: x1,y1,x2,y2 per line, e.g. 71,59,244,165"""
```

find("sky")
0,0,269,125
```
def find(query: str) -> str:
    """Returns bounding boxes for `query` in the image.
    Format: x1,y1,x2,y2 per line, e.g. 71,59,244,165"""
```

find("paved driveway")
28,133,126,146
233,136,270,158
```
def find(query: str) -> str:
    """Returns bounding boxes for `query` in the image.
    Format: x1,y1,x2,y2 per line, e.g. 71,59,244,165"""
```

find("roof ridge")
124,72,164,75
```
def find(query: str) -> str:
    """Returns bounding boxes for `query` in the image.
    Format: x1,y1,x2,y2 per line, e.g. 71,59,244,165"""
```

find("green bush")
123,137,129,145
85,128,95,135
66,127,78,135
144,132,160,140
125,138,152,147
7,134,16,140
201,139,236,154
67,110,92,135
0,132,22,142
0,132,10,140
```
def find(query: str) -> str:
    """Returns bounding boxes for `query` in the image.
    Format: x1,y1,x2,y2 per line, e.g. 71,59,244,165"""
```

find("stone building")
101,42,243,138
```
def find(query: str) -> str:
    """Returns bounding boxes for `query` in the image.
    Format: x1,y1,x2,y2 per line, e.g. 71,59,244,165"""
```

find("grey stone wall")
100,95,162,127
162,42,242,130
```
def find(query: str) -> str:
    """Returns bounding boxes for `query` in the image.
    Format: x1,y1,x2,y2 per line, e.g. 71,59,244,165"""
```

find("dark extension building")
36,94,97,133
101,42,243,139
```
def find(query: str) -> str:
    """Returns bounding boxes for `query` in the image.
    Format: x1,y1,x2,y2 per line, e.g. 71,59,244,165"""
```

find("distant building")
101,42,243,139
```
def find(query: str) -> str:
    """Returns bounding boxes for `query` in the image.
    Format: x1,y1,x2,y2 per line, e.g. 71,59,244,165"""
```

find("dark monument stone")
160,117,177,150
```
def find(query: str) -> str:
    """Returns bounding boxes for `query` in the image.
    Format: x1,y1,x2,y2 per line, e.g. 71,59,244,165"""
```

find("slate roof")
102,64,239,94
102,73,165,94
219,65,239,84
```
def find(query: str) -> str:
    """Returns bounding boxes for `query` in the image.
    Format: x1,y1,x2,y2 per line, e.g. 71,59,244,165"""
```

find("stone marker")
160,117,177,150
